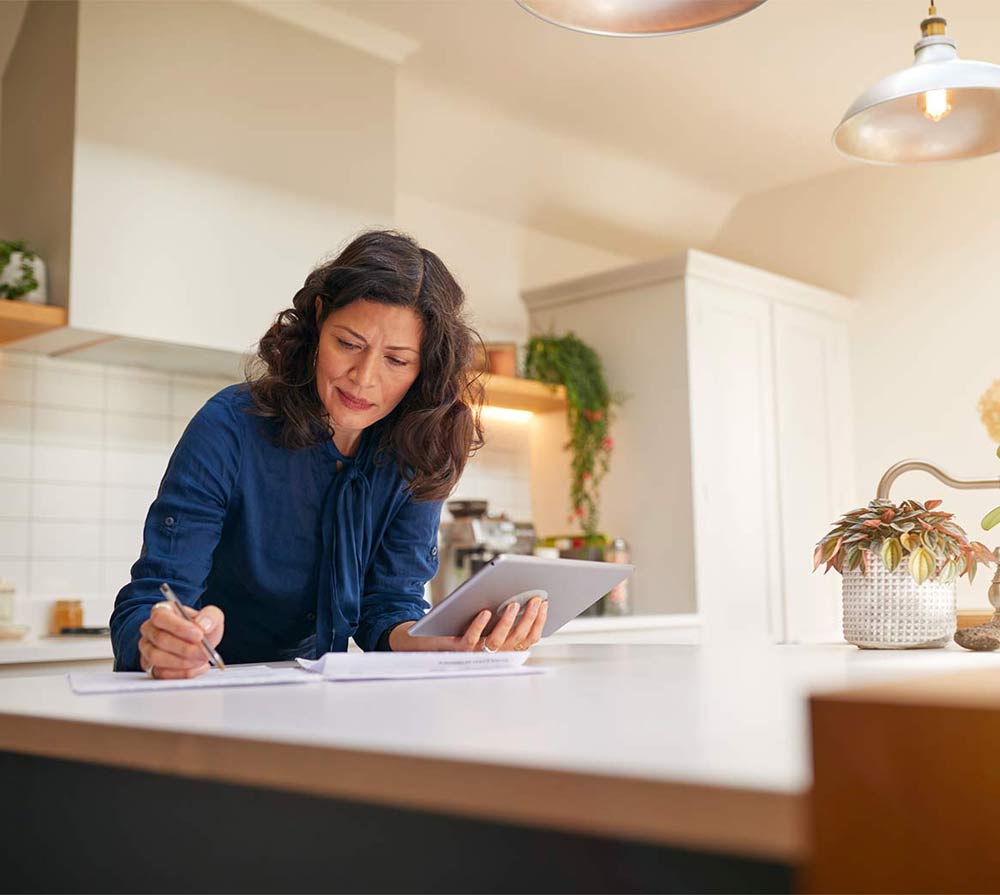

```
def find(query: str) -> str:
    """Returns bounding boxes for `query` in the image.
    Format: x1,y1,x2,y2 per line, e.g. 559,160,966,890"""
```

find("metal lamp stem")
875,459,1000,501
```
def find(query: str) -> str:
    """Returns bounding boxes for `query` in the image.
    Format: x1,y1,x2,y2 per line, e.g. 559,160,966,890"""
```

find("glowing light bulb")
919,88,952,122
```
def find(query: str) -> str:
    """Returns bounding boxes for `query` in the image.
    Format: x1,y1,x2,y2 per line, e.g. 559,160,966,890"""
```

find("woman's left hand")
388,595,548,652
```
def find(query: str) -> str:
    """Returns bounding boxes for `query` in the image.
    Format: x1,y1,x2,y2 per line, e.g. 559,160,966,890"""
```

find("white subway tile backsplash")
34,405,103,445
105,413,172,449
0,481,30,518
30,559,103,599
34,444,103,484
82,596,115,627
102,521,143,560
171,375,227,419
107,373,170,416
104,485,155,522
0,560,28,602
0,520,29,557
104,448,170,487
0,441,30,479
0,402,31,440
31,483,102,520
35,365,104,411
102,559,134,597
170,418,189,442
29,520,101,559
0,356,34,403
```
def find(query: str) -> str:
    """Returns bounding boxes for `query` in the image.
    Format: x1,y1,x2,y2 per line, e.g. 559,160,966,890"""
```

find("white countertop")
0,639,996,859
0,613,699,666
0,634,114,665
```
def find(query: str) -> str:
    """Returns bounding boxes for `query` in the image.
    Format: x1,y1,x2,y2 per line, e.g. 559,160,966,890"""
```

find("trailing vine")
524,333,617,537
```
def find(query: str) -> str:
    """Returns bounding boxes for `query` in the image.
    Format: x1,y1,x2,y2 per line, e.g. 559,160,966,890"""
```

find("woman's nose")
350,351,379,387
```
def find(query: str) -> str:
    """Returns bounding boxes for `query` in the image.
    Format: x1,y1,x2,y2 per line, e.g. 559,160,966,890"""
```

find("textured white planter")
842,552,956,649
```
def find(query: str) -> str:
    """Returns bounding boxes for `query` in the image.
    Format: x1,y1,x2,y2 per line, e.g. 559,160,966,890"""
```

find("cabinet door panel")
772,303,854,643
687,284,782,640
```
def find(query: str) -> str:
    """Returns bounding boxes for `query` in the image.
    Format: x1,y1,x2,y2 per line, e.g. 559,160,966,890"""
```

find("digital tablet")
408,553,636,639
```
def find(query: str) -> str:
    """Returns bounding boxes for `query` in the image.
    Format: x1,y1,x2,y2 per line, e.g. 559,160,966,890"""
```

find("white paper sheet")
69,665,319,694
296,650,545,681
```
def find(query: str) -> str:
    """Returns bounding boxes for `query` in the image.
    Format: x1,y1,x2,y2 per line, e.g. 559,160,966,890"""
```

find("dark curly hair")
246,229,485,501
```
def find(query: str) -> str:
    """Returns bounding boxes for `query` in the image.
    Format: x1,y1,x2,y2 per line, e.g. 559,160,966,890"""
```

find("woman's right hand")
138,602,225,679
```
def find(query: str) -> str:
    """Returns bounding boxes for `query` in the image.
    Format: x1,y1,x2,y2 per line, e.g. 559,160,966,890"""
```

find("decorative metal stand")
877,459,1000,651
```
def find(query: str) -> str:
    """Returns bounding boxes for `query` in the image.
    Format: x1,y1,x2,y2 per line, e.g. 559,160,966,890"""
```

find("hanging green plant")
0,240,40,301
523,333,619,538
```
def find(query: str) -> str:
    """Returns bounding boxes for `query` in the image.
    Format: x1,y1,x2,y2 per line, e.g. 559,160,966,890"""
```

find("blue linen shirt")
110,384,442,671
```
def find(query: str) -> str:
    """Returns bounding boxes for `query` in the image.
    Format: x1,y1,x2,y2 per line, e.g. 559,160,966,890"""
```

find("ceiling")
326,0,1000,198
6,1,1000,258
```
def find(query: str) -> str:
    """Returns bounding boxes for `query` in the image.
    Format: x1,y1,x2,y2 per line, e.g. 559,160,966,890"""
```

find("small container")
601,538,632,616
0,579,14,624
50,599,84,636
485,343,518,378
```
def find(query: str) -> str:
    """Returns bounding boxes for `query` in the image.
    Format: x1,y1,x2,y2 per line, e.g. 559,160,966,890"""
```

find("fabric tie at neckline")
314,453,374,656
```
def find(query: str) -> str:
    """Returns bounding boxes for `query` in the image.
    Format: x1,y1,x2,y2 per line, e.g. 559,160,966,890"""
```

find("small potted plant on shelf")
814,498,994,649
0,239,46,304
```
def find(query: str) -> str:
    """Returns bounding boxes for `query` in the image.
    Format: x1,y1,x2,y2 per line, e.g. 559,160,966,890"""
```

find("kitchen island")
0,641,996,893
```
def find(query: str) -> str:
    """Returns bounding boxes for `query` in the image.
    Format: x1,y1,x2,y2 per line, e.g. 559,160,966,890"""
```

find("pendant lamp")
514,0,768,37
834,4,1000,163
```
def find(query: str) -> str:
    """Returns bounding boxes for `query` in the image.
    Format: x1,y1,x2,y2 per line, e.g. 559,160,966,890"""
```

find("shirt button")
305,612,316,622
431,546,438,557
164,516,175,527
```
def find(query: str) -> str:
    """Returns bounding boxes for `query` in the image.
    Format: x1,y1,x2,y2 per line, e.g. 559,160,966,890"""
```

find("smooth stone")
954,623,1000,652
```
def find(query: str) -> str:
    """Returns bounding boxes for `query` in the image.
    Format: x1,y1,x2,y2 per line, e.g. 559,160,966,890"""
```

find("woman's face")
314,298,423,447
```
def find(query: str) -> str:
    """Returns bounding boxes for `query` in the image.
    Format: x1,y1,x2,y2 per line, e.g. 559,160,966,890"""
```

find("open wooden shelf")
0,300,67,346
483,373,566,413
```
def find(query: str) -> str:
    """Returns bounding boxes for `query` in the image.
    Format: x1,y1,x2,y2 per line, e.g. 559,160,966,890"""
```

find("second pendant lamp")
834,3,1000,164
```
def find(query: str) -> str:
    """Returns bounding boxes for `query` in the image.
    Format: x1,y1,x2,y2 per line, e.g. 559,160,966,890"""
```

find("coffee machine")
431,500,537,605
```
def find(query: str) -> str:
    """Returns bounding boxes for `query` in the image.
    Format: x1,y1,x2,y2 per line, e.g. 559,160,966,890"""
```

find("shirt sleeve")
355,490,442,652
108,391,245,670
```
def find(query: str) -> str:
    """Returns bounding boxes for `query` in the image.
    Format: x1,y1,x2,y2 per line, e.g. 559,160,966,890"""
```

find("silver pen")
158,582,226,670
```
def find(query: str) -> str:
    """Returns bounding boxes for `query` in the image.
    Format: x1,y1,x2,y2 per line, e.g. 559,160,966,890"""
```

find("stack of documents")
297,650,542,681
69,651,543,694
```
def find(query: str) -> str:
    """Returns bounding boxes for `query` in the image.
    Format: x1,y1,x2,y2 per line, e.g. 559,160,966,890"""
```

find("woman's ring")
146,662,155,677
482,641,498,653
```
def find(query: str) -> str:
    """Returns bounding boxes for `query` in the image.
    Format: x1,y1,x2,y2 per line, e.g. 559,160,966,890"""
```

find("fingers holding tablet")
482,596,548,652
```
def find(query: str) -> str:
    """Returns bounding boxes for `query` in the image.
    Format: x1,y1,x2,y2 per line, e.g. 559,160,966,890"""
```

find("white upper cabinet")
523,250,854,641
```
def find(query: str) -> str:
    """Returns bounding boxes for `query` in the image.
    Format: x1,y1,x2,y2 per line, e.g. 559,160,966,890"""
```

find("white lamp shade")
834,57,1000,164
515,0,767,37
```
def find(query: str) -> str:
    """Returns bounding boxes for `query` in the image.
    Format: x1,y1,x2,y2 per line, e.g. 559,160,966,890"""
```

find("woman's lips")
336,387,374,410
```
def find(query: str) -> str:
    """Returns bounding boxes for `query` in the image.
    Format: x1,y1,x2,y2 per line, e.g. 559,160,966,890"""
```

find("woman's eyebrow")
334,324,418,354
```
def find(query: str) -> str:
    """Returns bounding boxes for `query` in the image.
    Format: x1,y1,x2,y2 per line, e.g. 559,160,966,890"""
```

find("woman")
110,230,548,678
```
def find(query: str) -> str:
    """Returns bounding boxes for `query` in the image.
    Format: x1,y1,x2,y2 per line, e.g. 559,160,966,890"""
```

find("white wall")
396,193,635,344
395,76,735,261
712,159,1000,608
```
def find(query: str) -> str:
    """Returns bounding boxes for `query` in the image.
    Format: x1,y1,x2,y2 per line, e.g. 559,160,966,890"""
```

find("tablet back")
408,553,635,639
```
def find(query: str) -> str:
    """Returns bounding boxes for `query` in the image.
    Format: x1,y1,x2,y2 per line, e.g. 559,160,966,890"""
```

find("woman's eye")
337,339,359,351
387,357,407,368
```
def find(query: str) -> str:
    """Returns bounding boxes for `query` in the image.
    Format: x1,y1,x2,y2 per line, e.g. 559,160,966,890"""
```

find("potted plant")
814,498,994,648
523,332,617,540
0,240,46,304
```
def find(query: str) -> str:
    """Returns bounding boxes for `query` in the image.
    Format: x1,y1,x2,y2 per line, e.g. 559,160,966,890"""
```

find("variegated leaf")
908,546,935,585
880,537,902,572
